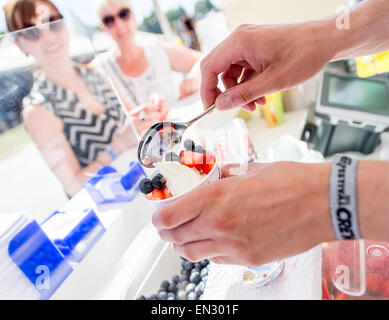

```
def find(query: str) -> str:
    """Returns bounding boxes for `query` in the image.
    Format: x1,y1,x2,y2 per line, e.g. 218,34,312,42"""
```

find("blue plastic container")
83,161,146,205
41,208,106,263
8,221,73,300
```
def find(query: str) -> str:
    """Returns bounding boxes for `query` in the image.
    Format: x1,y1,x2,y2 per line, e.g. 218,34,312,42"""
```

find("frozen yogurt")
138,139,216,201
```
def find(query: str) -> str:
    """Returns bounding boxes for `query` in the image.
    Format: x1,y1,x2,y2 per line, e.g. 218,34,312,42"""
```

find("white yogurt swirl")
153,161,203,197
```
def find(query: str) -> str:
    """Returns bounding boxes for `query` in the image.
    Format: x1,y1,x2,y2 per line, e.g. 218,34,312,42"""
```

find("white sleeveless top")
102,42,177,107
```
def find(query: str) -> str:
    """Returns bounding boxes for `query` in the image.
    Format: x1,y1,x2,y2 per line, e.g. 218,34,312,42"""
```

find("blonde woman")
97,0,203,108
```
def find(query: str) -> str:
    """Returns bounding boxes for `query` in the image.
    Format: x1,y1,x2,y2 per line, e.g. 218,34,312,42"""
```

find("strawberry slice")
162,186,173,199
202,152,216,174
180,150,204,171
148,189,166,201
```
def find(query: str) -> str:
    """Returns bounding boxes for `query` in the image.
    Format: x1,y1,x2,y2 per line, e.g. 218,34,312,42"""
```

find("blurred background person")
97,0,203,104
4,0,164,197
181,12,201,51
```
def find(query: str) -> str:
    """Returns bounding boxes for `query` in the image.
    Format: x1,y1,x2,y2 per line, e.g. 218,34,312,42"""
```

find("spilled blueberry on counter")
136,258,210,300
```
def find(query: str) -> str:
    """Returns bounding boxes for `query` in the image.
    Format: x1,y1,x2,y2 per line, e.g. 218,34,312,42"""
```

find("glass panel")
0,17,138,222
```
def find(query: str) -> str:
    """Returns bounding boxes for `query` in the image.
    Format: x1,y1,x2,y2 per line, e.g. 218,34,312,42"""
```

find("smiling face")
13,1,69,67
99,2,137,46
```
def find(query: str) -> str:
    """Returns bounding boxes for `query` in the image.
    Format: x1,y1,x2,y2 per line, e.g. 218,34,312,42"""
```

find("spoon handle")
186,105,216,128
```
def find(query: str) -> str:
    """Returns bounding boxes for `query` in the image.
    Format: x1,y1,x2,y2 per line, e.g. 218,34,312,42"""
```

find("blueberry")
184,261,194,271
168,282,177,293
157,291,167,300
198,282,206,293
160,280,170,290
176,282,184,291
194,145,204,154
172,275,180,284
190,272,201,285
192,266,201,273
185,283,196,293
136,295,146,300
139,178,154,194
194,262,202,269
151,174,166,190
184,139,195,151
180,273,189,282
165,152,181,162
180,268,189,276
150,294,158,300
194,284,203,296
200,260,209,267
179,280,189,290
177,290,187,300
167,292,176,300
187,292,197,300
200,268,208,277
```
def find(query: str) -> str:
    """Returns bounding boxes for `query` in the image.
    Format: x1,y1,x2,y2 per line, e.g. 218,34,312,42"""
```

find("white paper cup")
142,157,221,211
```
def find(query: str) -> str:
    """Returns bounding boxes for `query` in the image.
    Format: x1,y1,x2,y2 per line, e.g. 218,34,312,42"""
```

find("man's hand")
200,0,389,112
200,21,341,112
152,162,335,266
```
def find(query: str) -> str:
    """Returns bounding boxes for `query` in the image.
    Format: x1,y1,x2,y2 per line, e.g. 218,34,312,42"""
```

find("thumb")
221,164,243,178
221,162,272,178
215,68,274,110
221,163,253,178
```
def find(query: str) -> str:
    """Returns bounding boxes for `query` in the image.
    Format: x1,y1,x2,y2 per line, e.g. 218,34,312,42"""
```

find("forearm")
295,159,389,247
358,161,389,242
164,42,203,74
110,123,139,154
66,153,114,197
330,0,389,60
187,58,202,80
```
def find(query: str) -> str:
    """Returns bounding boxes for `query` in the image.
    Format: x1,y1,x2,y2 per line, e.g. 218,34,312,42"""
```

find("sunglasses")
15,15,64,41
102,8,131,27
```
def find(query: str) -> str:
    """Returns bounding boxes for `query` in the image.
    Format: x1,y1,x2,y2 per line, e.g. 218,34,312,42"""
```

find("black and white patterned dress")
24,66,127,168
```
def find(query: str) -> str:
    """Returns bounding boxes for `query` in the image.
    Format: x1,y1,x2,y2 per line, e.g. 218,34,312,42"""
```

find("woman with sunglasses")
97,0,203,109
4,0,164,197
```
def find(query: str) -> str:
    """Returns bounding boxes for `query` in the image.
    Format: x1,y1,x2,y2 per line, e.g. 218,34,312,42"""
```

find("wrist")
110,137,124,155
309,162,336,245
96,150,112,166
358,161,389,242
330,1,384,61
106,144,118,160
313,17,351,62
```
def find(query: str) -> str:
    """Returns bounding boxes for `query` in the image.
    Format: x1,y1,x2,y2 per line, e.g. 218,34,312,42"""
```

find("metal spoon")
137,105,216,168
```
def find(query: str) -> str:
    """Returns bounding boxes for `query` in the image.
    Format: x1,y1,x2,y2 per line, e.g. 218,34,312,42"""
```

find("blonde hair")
96,0,132,18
